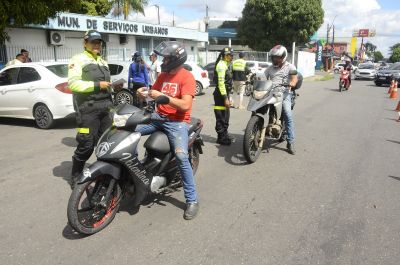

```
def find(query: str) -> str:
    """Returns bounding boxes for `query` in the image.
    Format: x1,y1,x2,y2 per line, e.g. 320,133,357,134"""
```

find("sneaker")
184,202,199,220
287,143,296,155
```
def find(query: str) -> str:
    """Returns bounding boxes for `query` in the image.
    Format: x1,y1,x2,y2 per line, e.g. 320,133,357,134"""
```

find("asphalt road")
0,75,399,265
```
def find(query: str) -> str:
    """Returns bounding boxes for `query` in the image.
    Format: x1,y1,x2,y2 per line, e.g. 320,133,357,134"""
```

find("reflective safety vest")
68,50,111,106
232,58,247,81
214,60,233,98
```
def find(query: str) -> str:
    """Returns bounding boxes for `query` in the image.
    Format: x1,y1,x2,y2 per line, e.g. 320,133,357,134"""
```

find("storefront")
1,12,208,64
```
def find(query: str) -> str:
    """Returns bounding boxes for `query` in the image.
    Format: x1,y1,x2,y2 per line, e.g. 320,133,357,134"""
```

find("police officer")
68,30,113,189
213,47,234,145
232,52,248,109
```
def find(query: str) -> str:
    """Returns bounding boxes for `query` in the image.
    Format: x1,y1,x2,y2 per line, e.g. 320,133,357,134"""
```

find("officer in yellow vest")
213,47,234,145
232,52,248,109
68,30,113,189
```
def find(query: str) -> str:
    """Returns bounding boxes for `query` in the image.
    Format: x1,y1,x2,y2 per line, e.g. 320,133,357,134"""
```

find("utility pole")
326,23,330,71
172,12,175,27
332,25,335,57
154,4,160,24
205,4,209,64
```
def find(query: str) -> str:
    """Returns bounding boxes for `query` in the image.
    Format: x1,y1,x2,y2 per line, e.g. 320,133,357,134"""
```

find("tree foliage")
111,0,149,19
72,0,112,16
373,51,384,62
0,0,80,41
237,0,324,51
390,46,400,63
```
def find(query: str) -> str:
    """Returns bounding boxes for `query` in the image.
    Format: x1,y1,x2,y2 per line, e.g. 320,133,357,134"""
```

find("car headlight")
113,113,131,127
253,90,269,100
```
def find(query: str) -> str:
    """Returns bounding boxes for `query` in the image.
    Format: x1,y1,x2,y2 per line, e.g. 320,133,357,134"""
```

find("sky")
129,0,400,57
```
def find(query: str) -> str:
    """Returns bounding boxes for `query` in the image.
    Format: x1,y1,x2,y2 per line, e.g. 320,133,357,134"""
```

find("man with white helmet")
264,45,298,155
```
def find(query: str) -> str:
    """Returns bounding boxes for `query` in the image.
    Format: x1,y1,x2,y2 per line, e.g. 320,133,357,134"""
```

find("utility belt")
73,91,111,111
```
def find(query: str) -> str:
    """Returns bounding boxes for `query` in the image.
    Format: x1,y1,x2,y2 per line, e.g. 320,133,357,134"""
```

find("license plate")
379,77,386,80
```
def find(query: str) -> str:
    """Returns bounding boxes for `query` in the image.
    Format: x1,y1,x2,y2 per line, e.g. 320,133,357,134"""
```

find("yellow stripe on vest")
77,128,90,134
214,106,226,110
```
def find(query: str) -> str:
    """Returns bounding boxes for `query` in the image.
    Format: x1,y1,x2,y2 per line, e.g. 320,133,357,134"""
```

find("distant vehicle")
374,62,400,86
246,61,272,79
0,62,74,129
334,62,357,74
205,62,216,85
182,62,210,96
354,63,376,80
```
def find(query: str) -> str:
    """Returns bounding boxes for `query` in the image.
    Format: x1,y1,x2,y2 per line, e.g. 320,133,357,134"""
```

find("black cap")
21,49,28,53
84,30,103,42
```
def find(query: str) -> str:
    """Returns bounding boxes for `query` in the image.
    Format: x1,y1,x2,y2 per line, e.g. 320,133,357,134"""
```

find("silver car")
354,63,376,80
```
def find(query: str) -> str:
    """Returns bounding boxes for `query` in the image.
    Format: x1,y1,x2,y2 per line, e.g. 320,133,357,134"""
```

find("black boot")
71,157,85,189
287,143,296,155
216,133,232,145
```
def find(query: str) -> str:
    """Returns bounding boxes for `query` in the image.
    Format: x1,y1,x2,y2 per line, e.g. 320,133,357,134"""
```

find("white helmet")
270,45,287,66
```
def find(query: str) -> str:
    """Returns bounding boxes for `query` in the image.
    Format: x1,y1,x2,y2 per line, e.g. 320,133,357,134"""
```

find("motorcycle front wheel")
67,175,122,235
243,115,264,163
339,81,343,92
245,83,252,96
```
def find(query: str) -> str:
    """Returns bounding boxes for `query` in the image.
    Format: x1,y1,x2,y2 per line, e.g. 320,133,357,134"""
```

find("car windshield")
389,63,400,70
46,64,68,78
358,64,374,69
246,62,255,67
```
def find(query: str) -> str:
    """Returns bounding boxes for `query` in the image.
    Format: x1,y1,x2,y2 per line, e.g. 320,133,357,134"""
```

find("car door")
0,66,41,118
0,67,20,116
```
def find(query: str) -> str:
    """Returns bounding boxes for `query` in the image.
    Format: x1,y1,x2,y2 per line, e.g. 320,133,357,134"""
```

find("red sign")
358,29,369,37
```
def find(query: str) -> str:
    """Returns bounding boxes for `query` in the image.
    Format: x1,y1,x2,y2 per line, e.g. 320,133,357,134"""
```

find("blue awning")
208,28,237,38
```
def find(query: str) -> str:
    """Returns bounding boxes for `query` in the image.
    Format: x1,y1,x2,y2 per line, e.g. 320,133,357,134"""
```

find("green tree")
237,0,324,51
373,51,383,62
389,47,400,63
0,0,80,41
111,0,149,19
72,0,112,16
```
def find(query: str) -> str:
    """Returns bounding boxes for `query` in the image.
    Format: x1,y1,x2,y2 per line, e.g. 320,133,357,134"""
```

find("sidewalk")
304,70,334,81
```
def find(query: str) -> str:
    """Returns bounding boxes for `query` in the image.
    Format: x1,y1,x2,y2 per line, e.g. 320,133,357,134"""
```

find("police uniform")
213,47,233,144
69,30,112,184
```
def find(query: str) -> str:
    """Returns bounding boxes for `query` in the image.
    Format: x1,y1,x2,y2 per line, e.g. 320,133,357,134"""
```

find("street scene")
1,0,400,264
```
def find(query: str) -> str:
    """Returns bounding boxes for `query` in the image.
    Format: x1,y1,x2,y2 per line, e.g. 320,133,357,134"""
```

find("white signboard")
297,51,316,78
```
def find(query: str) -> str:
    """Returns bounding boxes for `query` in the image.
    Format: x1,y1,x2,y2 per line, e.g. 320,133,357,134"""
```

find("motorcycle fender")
78,161,121,184
254,107,270,128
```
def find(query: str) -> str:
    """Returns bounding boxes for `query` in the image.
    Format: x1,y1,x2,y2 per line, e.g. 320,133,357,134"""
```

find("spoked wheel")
67,175,122,235
115,90,133,105
190,143,201,175
243,116,264,163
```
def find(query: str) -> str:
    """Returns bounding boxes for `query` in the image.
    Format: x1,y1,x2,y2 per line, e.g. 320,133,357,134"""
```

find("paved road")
0,76,399,265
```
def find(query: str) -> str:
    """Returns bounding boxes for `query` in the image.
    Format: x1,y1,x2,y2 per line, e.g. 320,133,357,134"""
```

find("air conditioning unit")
49,31,65,46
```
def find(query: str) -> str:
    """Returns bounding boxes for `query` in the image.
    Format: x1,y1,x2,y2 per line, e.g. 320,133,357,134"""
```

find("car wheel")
34,104,54,129
195,81,203,96
374,82,382,86
115,90,133,105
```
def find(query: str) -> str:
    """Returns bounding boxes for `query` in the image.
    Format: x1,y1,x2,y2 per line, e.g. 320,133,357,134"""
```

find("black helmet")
154,41,187,72
238,52,245,58
84,30,103,42
221,47,234,57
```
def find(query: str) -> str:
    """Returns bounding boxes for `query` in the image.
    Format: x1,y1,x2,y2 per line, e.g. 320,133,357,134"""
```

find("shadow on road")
386,139,400,145
388,175,400,182
62,224,90,240
62,137,78,147
0,117,36,127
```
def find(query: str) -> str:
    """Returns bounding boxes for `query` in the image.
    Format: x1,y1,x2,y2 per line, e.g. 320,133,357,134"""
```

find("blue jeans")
136,113,198,203
282,91,295,144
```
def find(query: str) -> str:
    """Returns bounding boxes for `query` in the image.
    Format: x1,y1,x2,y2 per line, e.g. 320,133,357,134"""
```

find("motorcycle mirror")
155,95,170,105
289,70,298,75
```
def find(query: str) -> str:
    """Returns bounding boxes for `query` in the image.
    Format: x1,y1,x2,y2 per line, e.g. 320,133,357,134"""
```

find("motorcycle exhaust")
150,175,167,192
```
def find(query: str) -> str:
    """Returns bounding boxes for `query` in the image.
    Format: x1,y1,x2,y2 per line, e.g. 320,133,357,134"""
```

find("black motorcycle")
67,96,204,235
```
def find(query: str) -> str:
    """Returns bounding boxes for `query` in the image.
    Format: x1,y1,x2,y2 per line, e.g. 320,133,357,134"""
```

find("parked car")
108,61,133,105
182,61,210,96
246,60,272,79
374,62,400,86
0,62,74,129
354,63,376,80
205,62,216,85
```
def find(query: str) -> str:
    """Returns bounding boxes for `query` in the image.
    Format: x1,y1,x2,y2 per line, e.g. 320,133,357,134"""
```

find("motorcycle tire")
67,175,122,235
245,84,252,96
243,115,264,164
339,81,343,92
190,143,201,176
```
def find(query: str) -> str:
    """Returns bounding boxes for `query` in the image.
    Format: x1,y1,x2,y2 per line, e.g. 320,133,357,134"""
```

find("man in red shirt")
137,41,199,220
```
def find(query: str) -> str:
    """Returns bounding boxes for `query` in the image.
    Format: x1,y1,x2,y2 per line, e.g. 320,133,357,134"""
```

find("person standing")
137,41,199,220
148,52,161,88
264,45,298,155
21,49,32,62
6,53,25,66
213,47,234,145
68,30,113,189
128,51,149,107
232,52,248,109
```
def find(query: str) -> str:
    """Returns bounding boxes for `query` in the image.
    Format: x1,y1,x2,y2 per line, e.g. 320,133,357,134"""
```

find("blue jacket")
128,62,149,87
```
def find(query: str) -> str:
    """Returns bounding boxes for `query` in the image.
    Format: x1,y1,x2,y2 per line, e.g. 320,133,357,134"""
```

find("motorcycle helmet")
153,41,187,72
270,45,287,66
132,51,142,62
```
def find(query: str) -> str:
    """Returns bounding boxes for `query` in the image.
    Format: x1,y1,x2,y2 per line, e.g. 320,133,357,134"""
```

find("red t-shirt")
152,67,195,123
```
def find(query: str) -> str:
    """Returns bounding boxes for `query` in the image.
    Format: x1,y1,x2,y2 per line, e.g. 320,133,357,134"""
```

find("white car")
354,63,376,80
0,62,74,129
183,62,210,96
246,60,272,79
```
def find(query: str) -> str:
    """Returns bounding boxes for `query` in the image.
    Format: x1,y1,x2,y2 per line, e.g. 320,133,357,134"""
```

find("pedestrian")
21,49,32,62
264,45,298,155
6,53,25,66
213,47,234,145
232,52,248,109
128,51,149,107
148,51,161,88
68,30,113,189
136,41,199,220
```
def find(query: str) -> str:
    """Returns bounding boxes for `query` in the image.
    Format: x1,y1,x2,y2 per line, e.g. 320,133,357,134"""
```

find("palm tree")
112,0,149,20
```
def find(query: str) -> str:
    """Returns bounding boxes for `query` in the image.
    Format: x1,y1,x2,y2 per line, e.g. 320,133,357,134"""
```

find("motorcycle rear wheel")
67,175,122,235
243,116,264,163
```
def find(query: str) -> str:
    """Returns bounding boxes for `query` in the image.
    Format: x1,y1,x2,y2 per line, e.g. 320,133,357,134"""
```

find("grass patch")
316,74,334,81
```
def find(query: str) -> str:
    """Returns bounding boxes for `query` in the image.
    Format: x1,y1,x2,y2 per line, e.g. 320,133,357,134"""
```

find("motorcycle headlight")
113,113,131,127
253,90,269,100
